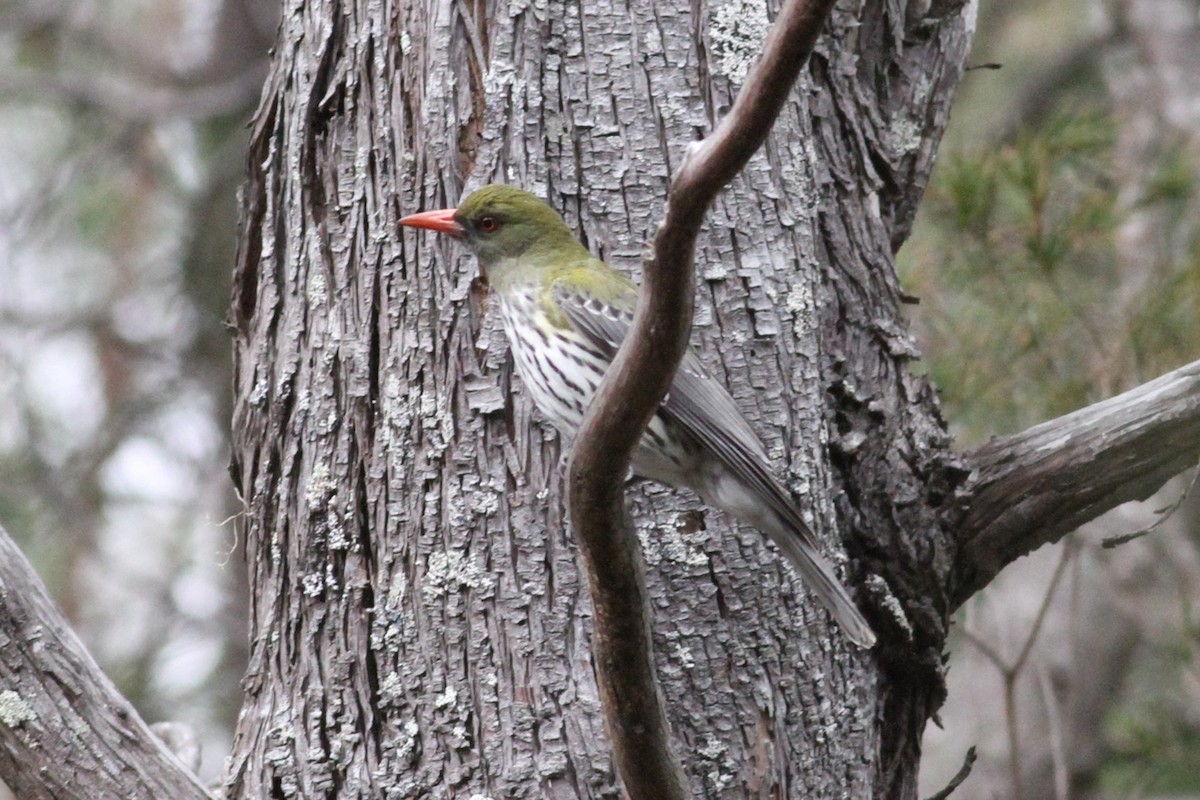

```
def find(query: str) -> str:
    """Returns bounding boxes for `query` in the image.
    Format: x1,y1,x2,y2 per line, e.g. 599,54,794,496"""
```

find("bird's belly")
502,310,603,433
499,304,694,484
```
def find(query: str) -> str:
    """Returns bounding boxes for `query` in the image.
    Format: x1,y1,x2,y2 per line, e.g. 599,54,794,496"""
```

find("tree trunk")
222,0,978,797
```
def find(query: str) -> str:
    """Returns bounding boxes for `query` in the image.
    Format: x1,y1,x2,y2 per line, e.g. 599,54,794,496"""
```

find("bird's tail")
766,524,876,648
699,467,877,647
683,437,877,647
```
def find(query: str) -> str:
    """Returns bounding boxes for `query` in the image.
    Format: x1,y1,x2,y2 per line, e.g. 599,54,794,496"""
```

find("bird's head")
399,185,582,277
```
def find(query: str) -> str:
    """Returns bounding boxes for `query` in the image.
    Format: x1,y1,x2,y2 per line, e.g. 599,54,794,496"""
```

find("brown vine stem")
564,0,839,797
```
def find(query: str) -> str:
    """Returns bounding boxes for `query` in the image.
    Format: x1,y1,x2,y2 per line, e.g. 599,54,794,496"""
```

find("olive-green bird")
400,184,875,648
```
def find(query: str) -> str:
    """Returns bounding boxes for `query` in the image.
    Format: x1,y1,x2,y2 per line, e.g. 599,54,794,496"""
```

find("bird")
399,184,876,648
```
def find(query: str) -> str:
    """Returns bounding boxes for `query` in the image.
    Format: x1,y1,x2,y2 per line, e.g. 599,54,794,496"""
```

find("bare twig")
564,0,839,797
958,627,1005,672
0,524,216,800
953,358,1200,607
960,540,1075,800
923,746,978,800
1013,540,1074,678
1036,664,1069,800
1102,464,1200,548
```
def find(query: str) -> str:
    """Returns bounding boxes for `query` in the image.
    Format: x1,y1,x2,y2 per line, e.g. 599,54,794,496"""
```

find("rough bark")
221,0,988,794
565,1,839,797
0,525,213,800
219,0,1199,797
223,0,978,797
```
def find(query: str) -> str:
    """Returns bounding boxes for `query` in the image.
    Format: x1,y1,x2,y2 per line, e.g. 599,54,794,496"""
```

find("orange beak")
398,207,465,238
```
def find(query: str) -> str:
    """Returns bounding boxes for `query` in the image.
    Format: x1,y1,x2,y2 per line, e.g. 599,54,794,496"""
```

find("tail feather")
765,524,876,649
699,467,877,648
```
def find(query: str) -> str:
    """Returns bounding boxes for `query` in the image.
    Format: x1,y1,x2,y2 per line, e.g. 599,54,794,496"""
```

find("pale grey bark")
956,358,1200,602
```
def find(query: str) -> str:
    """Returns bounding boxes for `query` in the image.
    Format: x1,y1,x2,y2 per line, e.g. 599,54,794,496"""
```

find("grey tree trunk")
224,0,971,797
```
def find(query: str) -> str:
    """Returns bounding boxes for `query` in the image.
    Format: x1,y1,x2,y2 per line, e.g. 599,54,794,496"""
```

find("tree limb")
951,358,1200,607
0,524,215,800
564,0,838,796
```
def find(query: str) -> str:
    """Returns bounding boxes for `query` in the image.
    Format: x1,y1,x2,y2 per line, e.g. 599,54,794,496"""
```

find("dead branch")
952,358,1200,607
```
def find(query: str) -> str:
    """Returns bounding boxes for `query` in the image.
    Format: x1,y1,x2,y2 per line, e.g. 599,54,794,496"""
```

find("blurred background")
0,0,1195,797
904,1,1200,797
0,0,275,786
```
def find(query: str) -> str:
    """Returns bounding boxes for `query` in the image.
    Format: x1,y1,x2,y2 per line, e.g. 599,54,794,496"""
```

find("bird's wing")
550,277,770,465
554,276,877,648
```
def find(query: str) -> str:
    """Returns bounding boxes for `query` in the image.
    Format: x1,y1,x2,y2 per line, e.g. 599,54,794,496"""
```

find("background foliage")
905,112,1198,441
902,1,1200,796
0,0,274,781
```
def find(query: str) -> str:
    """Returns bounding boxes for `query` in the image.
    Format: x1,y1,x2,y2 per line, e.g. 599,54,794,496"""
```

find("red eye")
478,215,499,233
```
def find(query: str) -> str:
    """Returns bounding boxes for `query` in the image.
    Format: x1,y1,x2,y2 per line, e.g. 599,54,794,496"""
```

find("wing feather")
552,278,778,487
553,278,876,647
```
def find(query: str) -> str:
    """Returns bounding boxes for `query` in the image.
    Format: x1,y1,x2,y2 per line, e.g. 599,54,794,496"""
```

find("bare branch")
1101,465,1199,548
952,358,1200,607
565,0,838,797
923,746,977,800
0,525,215,800
960,540,1075,800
